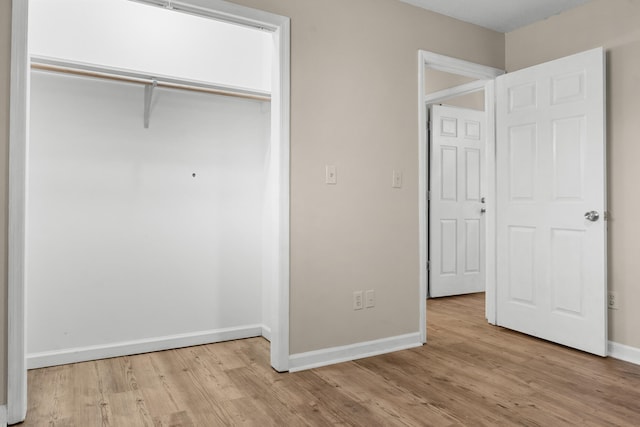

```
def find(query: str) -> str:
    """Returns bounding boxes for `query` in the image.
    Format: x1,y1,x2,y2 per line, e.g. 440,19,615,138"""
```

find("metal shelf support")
144,79,157,129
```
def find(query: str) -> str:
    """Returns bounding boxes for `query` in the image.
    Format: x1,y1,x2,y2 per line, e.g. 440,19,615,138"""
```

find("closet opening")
8,0,290,422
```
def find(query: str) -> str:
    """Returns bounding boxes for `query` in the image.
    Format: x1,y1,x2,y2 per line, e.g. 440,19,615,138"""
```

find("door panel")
465,219,480,273
430,105,486,297
496,48,607,356
466,149,481,200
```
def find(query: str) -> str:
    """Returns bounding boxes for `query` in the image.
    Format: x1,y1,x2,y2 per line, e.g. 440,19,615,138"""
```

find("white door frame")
8,1,290,423
418,51,504,342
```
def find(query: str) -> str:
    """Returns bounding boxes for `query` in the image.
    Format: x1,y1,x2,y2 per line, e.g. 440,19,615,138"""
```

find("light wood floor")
22,293,640,426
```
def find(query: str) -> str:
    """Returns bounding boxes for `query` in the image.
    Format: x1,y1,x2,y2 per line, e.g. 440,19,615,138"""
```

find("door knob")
584,211,599,222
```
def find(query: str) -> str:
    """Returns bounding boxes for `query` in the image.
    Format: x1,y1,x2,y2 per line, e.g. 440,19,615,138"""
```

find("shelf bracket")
144,79,157,129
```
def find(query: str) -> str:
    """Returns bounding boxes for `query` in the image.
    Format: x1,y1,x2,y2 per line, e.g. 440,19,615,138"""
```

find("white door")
430,105,486,298
496,48,607,356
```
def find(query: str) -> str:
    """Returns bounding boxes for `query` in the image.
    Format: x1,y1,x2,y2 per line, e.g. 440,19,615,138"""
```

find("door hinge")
427,190,431,201
427,260,431,271
427,121,431,132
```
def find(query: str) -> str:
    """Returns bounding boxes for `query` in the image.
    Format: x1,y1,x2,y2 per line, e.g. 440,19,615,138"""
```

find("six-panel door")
430,105,486,298
496,48,607,356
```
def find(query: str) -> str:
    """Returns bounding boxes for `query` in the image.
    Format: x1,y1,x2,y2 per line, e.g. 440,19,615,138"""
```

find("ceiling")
398,0,593,33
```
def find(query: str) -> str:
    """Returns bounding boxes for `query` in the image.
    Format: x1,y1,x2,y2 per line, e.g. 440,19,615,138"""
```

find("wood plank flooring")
22,293,640,426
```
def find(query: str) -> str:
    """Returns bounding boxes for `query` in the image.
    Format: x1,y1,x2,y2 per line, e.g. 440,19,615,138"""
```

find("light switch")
353,291,363,310
392,170,402,188
326,165,337,184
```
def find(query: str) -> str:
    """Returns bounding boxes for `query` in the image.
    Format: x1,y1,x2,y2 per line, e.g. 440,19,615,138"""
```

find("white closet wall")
27,71,270,361
29,0,272,92
26,0,275,367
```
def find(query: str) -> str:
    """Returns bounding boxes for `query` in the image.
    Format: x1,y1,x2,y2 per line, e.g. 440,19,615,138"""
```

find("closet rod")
31,62,271,102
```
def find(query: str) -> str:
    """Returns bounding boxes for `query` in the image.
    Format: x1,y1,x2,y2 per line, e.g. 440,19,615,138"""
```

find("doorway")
418,51,504,343
419,48,608,358
428,103,486,298
8,0,290,423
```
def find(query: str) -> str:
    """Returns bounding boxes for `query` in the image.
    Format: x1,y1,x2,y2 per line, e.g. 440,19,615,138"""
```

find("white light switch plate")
392,170,402,188
326,165,337,184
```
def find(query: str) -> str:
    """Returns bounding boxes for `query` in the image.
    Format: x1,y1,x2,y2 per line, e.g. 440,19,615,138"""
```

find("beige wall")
506,0,640,348
224,0,504,353
0,0,10,406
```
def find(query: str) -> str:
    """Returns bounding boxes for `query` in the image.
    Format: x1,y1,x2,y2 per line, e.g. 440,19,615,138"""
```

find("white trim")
417,52,428,344
421,51,504,80
288,333,422,372
27,325,264,369
269,13,290,373
418,50,505,343
424,80,486,105
608,341,640,366
9,1,291,421
261,325,272,342
483,80,498,325
8,1,29,424
0,405,7,427
132,0,283,31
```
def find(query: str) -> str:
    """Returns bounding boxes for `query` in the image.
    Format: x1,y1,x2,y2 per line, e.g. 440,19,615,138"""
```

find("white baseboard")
0,405,6,427
261,325,272,342
608,341,640,366
27,324,266,369
288,332,422,373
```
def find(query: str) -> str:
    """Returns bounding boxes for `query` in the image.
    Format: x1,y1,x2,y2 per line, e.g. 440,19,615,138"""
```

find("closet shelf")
30,55,271,128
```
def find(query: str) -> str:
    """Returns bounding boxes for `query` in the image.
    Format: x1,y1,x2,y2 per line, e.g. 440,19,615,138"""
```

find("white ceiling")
399,0,593,33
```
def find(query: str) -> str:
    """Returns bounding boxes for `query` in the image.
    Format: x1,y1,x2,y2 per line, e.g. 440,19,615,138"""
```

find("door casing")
418,51,504,343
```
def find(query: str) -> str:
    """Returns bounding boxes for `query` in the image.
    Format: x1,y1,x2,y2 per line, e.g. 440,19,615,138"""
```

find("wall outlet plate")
365,290,375,308
608,291,619,310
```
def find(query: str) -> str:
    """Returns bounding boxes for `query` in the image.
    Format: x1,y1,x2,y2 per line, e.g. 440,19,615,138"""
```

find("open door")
496,48,607,356
430,105,486,298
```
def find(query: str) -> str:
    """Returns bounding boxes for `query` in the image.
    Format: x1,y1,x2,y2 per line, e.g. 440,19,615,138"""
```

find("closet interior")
26,0,278,368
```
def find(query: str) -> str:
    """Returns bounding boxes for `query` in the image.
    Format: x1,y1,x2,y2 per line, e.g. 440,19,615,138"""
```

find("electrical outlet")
608,291,619,310
365,290,375,308
353,291,363,310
